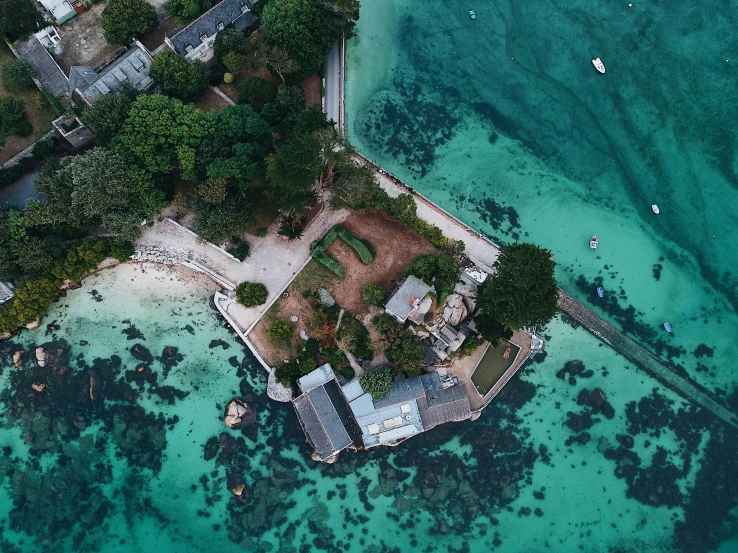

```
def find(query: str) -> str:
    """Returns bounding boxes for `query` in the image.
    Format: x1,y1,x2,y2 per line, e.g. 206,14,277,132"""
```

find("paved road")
324,40,341,127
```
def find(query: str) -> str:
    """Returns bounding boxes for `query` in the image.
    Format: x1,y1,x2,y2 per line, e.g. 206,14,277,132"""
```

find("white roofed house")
165,0,260,62
37,0,80,25
384,275,432,324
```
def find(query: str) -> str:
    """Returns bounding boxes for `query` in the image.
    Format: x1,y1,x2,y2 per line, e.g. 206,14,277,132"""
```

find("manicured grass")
0,44,56,164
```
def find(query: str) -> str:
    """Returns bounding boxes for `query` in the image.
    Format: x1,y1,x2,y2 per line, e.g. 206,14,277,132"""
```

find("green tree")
80,93,133,146
476,242,558,331
0,96,27,146
0,277,61,333
150,50,209,100
360,365,392,401
164,0,211,24
253,44,297,84
386,337,425,375
275,84,305,116
362,283,385,307
198,176,227,204
235,281,268,307
114,94,217,176
192,195,252,244
461,334,482,356
214,28,249,61
265,131,321,212
325,0,361,38
237,77,277,112
261,0,338,80
1,59,35,89
268,318,292,341
473,313,513,347
221,51,247,75
12,237,53,274
0,0,45,41
101,0,158,45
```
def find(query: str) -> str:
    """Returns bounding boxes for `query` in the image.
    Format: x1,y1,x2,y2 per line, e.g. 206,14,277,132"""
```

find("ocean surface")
343,0,738,551
3,265,736,553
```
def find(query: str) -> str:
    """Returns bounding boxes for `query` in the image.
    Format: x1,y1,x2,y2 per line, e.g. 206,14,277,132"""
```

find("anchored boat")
597,287,604,298
592,57,606,74
663,322,673,333
590,234,599,251
652,204,660,214
469,10,476,19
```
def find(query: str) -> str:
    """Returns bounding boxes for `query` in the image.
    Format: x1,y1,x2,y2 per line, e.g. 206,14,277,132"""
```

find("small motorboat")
592,57,606,74
469,10,476,19
590,233,599,250
597,287,604,298
663,322,673,333
652,204,660,214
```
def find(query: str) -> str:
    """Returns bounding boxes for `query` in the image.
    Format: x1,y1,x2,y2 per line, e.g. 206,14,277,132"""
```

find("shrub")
32,137,56,159
386,337,425,374
360,365,392,401
372,313,403,337
214,28,249,60
164,0,210,24
150,50,209,100
362,283,386,307
52,237,131,282
233,242,250,261
101,0,158,45
13,118,32,137
1,59,35,89
192,196,252,244
312,250,346,278
237,77,276,112
275,361,301,387
275,84,305,115
268,318,292,342
0,157,32,187
235,281,268,307
462,334,482,356
277,212,306,240
0,96,27,140
0,277,61,333
223,72,234,84
340,365,355,380
198,176,227,205
222,51,247,75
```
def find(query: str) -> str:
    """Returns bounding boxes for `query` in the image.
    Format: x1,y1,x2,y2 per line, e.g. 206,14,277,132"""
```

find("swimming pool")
471,342,521,396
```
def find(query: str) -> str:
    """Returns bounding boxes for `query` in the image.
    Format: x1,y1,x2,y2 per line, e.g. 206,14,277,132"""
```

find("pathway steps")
557,290,738,429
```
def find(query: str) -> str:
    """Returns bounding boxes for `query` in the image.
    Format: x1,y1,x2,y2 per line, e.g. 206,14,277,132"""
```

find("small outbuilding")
384,275,431,324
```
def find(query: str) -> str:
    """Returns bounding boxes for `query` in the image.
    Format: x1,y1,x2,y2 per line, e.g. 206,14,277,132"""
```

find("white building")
37,0,79,25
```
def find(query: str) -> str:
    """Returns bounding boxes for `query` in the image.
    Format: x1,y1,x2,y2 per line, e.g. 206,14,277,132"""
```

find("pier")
557,290,738,429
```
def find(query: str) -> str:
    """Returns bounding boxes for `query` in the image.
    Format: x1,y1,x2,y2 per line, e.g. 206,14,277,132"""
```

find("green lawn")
0,44,57,164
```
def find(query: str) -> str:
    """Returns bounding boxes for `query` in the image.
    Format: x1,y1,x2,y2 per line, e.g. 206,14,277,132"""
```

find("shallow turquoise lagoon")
1,265,736,553
345,0,738,399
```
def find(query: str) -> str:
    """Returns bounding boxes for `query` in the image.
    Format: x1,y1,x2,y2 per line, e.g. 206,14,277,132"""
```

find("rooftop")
169,0,259,55
74,45,153,102
0,283,14,305
385,275,431,323
15,35,71,97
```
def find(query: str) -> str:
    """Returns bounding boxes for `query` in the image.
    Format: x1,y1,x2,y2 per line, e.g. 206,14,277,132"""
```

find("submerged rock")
89,369,102,400
31,382,46,393
589,388,606,408
204,437,219,460
130,344,153,363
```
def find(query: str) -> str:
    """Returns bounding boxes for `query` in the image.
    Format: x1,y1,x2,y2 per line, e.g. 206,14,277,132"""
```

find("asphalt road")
324,40,341,127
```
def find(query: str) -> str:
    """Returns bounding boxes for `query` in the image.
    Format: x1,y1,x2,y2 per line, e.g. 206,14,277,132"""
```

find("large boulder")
224,398,257,429
442,294,468,326
13,349,23,367
35,348,47,367
267,368,293,402
589,388,606,408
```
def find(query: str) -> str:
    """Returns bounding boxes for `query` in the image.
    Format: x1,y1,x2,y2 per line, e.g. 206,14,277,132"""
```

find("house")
0,283,15,306
69,42,154,104
292,364,471,461
384,275,432,324
291,364,363,462
36,0,81,25
15,33,72,98
165,0,260,62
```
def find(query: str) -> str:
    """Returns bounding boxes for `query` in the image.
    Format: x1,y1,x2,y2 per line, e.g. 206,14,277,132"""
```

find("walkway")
557,290,738,429
324,39,343,127
136,206,349,331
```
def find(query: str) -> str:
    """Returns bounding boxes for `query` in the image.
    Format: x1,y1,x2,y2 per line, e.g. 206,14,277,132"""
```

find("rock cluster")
442,294,468,326
224,397,257,429
132,245,188,264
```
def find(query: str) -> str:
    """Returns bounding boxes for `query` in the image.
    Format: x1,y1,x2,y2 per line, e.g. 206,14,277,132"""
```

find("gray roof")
298,363,333,393
374,374,426,409
292,377,360,460
15,36,71,97
78,46,153,102
169,0,259,55
0,283,14,305
385,275,431,323
69,66,99,91
417,373,471,430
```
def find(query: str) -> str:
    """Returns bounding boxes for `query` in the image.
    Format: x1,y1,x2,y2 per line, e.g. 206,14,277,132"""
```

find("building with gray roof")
165,0,260,62
0,283,14,306
385,275,431,324
15,35,71,97
417,373,471,430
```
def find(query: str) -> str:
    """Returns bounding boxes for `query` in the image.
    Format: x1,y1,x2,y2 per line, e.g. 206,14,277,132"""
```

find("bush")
101,0,158,44
0,277,61,333
52,237,132,282
150,50,209,100
312,250,346,278
13,117,32,137
222,51,247,75
275,361,301,387
462,334,483,357
275,85,305,115
32,137,56,159
164,0,210,24
340,365,355,380
214,28,249,60
362,283,386,307
0,157,32,187
233,242,250,261
237,77,276,112
386,337,425,375
223,72,234,84
277,212,305,240
198,176,227,205
0,96,27,140
1,59,35,89
235,281,268,307
192,196,252,244
268,318,292,342
360,365,392,401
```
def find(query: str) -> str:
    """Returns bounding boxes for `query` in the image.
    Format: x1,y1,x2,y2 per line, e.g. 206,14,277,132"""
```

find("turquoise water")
345,0,738,401
1,265,737,553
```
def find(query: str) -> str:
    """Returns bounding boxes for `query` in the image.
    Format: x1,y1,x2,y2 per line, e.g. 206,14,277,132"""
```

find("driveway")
324,40,341,127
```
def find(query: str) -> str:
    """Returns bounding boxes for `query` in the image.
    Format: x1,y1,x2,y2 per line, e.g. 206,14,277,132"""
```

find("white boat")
589,233,599,251
652,204,660,214
592,57,606,74
469,10,476,19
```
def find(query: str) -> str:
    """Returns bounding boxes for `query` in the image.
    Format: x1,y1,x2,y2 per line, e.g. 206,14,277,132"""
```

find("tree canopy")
164,0,211,25
261,0,338,81
1,59,35,89
235,281,268,307
101,0,158,45
360,365,392,401
80,92,134,146
0,0,44,41
237,76,277,112
265,131,321,212
475,243,558,339
150,50,209,100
